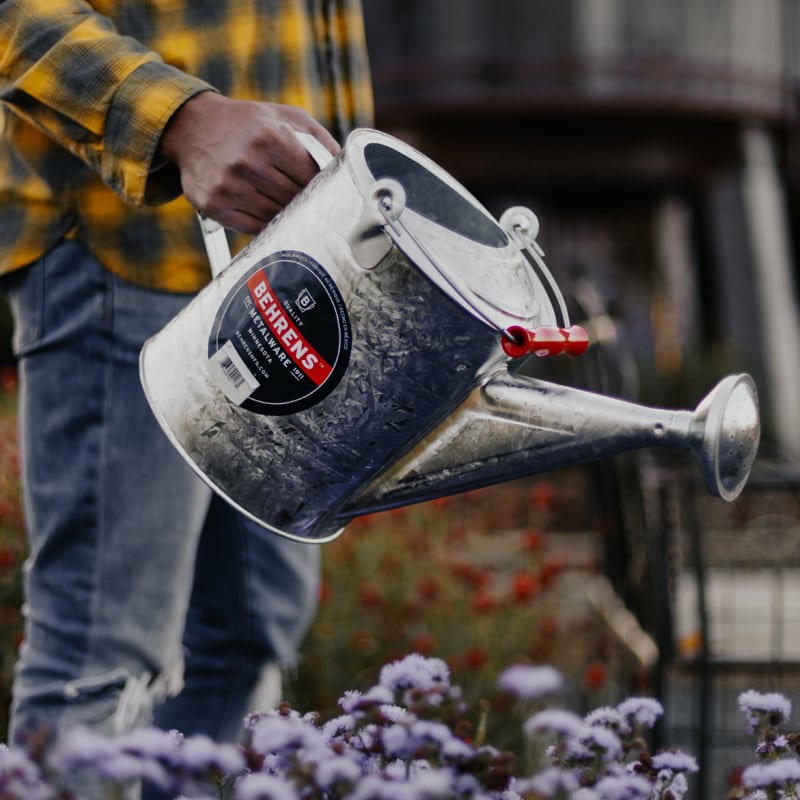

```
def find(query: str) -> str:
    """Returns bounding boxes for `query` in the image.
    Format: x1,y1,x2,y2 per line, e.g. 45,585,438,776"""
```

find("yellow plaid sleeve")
0,0,213,205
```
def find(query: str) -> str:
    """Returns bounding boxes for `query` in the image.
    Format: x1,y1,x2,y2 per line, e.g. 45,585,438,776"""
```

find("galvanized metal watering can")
139,129,760,542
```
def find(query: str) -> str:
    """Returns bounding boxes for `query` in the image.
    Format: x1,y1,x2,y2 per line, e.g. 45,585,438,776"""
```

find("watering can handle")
197,213,232,279
295,130,335,169
198,131,335,278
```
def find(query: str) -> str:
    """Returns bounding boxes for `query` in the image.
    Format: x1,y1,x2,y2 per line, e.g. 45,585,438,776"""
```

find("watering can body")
140,129,760,543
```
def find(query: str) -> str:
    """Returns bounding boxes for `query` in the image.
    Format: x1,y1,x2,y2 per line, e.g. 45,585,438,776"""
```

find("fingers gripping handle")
198,130,334,278
295,130,335,169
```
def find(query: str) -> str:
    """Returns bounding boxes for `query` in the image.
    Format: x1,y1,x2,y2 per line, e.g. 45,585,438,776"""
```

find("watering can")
139,129,760,543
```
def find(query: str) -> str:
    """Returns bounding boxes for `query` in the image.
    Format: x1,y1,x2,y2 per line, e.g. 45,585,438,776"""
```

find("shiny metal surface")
140,128,761,543
344,372,760,515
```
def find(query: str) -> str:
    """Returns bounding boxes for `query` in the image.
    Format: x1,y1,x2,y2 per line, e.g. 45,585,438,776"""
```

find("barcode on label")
208,340,260,405
221,355,245,388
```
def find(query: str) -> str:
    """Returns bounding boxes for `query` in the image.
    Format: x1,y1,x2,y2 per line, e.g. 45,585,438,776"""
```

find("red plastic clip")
501,324,589,358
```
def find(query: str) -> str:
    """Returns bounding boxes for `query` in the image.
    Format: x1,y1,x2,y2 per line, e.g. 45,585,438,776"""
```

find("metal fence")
632,460,800,798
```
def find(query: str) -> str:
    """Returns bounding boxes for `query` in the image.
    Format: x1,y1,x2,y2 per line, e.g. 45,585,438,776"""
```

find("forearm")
0,0,213,204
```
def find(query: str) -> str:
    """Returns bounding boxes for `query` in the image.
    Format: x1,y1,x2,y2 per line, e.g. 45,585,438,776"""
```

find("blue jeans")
2,241,320,750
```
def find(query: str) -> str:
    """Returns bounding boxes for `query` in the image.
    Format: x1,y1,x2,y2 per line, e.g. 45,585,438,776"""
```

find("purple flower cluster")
0,744,54,800
739,689,793,735
3,655,800,799
497,664,563,700
507,682,698,800
48,726,245,797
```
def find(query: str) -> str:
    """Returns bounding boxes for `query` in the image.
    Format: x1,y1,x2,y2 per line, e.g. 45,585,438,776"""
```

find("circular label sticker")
207,250,351,415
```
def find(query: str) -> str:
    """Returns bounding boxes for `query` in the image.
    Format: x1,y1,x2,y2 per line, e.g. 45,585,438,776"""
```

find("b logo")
296,288,316,313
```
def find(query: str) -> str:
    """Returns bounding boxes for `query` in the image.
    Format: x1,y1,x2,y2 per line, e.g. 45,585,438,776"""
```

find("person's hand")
157,91,339,234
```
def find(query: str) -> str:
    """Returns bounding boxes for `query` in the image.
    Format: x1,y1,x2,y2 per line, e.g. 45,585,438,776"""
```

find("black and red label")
207,250,351,415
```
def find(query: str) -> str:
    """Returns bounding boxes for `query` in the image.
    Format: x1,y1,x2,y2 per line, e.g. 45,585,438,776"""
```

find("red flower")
472,588,496,613
447,523,467,542
0,500,14,522
0,547,15,569
487,508,515,530
429,496,452,511
540,553,566,588
410,633,436,655
350,513,378,531
539,615,559,638
583,660,608,691
0,366,18,392
451,562,490,589
530,479,556,511
318,581,332,604
512,571,540,602
357,582,383,609
350,630,378,656
466,646,488,670
417,575,440,600
0,605,19,626
521,528,545,552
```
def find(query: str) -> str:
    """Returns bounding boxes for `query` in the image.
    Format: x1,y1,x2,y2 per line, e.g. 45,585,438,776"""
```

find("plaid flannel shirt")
0,0,373,292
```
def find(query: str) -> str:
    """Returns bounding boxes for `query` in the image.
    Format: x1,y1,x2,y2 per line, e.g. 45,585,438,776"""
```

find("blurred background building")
364,0,800,457
362,0,800,794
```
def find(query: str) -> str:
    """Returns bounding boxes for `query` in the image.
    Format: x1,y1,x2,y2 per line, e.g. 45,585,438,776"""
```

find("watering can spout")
342,372,760,517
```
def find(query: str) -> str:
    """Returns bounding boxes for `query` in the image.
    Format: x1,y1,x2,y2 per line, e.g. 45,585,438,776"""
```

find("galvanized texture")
140,129,760,543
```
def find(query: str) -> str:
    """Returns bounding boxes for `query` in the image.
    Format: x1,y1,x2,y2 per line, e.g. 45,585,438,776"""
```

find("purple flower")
572,790,602,800
593,773,653,799
742,759,800,789
653,770,690,799
739,690,792,733
582,726,622,761
405,765,457,796
179,734,245,776
408,720,453,749
453,773,482,795
94,752,150,783
584,706,628,735
348,773,405,800
497,664,563,700
515,766,579,796
650,751,698,773
47,729,177,792
314,754,362,789
616,697,663,730
379,704,415,725
338,686,395,714
322,714,356,740
548,738,594,766
525,709,589,739
378,654,450,694
47,727,115,774
0,745,55,800
249,713,324,756
235,772,300,800
441,737,474,763
381,725,409,758
116,727,183,764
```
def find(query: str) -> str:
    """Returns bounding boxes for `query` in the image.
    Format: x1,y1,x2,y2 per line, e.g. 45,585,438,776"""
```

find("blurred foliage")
286,474,642,763
0,368,24,742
